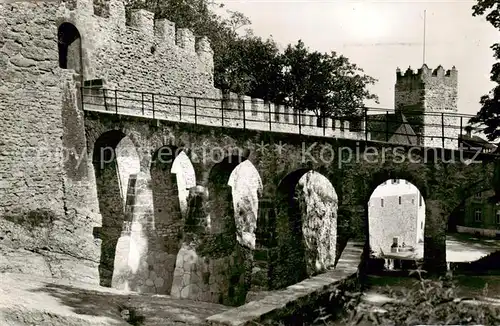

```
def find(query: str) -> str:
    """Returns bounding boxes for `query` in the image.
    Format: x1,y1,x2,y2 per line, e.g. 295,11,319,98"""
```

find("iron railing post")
323,113,326,136
103,89,107,111
298,109,301,135
114,90,118,115
178,96,182,120
364,107,368,141
152,93,155,119
268,103,272,131
441,113,445,148
459,116,463,148
194,97,197,125
221,97,224,127
385,111,389,142
242,98,246,130
141,92,144,115
80,87,84,111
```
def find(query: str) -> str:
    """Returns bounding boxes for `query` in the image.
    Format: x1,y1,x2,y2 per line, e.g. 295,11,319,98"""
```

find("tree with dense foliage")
278,40,378,122
469,0,500,141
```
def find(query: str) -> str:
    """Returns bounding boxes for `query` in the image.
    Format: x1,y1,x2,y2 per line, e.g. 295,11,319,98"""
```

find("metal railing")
81,87,491,151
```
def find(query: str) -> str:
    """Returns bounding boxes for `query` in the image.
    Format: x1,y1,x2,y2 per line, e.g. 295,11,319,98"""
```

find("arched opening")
151,146,182,226
171,154,251,305
58,22,82,74
368,179,425,270
270,170,338,290
228,160,263,250
207,155,246,235
92,130,140,287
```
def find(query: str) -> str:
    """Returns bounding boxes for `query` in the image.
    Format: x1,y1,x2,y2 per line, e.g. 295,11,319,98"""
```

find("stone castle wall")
0,0,218,284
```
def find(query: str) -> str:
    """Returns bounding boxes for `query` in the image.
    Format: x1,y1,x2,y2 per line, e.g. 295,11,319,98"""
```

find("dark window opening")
93,0,110,18
474,209,482,222
58,22,82,74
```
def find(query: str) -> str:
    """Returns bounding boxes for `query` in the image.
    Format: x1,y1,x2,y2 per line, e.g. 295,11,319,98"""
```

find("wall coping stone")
205,242,363,326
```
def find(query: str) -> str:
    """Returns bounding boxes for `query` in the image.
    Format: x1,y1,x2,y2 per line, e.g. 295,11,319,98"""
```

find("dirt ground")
0,272,228,326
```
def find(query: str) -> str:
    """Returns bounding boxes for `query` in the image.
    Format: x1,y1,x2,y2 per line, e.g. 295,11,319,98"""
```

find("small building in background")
369,179,425,257
453,189,500,238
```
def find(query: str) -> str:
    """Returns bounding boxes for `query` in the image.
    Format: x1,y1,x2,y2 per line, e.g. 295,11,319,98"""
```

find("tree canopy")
123,0,378,118
469,0,500,141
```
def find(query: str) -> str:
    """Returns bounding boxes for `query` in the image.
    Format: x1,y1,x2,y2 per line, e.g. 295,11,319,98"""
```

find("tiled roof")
366,112,418,145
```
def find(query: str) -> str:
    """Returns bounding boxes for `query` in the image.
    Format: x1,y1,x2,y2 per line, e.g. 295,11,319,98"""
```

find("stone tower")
395,64,459,149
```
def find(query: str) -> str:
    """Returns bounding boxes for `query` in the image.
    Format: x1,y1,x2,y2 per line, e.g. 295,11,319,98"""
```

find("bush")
335,268,500,326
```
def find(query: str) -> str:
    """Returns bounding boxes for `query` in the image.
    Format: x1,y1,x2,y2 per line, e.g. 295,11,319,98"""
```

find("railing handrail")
80,86,496,152
80,87,478,119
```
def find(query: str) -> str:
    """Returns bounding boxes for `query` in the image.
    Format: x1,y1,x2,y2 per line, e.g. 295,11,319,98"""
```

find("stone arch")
269,169,338,290
363,170,428,205
445,182,500,267
58,22,82,74
92,130,141,287
207,154,247,234
368,178,426,262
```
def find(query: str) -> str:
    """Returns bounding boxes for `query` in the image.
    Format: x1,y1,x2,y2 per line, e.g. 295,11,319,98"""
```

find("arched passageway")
207,155,247,235
368,179,426,268
171,154,261,306
270,170,338,290
92,130,140,287
228,160,263,250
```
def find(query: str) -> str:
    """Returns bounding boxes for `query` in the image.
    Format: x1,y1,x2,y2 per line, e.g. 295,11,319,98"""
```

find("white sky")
218,0,498,115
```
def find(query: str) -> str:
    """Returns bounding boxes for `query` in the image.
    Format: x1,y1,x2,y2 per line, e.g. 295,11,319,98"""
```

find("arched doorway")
270,170,338,289
92,130,140,287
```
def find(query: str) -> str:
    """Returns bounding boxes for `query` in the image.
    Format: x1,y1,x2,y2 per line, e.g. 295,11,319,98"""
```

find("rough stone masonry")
0,0,220,285
1,0,498,309
0,0,342,305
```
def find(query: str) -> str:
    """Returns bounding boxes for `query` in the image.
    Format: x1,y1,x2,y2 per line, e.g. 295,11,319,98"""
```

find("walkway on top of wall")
205,242,363,326
81,87,480,150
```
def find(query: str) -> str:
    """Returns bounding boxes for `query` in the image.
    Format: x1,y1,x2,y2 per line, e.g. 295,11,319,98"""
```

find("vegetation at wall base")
315,268,500,326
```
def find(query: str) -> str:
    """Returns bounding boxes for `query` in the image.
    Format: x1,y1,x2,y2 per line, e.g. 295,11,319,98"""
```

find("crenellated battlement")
54,0,214,73
396,64,457,83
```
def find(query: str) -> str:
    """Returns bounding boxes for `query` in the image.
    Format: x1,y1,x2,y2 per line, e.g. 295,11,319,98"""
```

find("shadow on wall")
91,130,130,287
269,169,338,290
204,154,250,305
3,208,56,232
